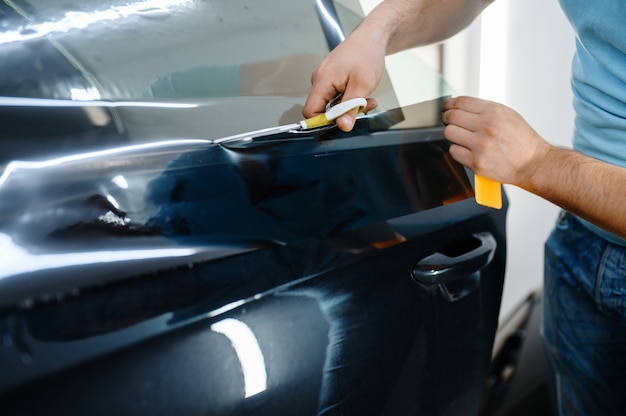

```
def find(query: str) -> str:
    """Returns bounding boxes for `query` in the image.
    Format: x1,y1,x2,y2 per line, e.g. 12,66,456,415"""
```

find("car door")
0,0,507,415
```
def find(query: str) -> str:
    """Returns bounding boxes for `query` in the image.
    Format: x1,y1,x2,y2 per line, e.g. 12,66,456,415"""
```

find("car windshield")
0,0,454,139
1,0,331,100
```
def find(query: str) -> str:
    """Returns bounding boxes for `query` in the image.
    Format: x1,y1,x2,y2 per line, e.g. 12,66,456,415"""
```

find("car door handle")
411,232,496,286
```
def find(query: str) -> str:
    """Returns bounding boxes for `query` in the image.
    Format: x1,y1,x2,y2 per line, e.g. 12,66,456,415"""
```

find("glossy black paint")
1,203,507,415
0,119,508,414
0,0,509,414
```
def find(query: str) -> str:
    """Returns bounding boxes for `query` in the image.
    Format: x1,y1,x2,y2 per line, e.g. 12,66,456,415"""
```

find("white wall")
445,0,576,319
478,0,575,319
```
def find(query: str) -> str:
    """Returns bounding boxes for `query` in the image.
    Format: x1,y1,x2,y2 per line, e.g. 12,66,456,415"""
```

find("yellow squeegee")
474,174,502,209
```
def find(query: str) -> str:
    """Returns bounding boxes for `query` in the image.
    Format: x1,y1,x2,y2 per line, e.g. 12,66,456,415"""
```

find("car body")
0,0,509,414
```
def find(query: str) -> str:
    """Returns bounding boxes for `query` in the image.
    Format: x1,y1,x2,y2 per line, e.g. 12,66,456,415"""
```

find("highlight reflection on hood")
0,0,194,45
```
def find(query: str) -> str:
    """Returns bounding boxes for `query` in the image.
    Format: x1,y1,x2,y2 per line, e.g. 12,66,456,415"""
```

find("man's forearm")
360,0,494,55
525,146,626,239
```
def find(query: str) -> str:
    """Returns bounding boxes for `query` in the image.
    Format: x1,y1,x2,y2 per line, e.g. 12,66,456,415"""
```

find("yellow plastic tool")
474,174,502,209
301,97,367,128
212,97,367,145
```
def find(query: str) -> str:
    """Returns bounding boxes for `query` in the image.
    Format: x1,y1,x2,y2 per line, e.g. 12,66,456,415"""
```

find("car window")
0,0,330,101
335,0,456,108
0,0,454,145
0,0,452,102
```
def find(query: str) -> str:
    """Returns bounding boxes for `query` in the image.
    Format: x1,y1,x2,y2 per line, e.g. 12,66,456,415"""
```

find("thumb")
335,96,378,132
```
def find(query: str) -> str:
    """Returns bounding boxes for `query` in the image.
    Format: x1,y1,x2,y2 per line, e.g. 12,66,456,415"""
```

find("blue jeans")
543,211,626,415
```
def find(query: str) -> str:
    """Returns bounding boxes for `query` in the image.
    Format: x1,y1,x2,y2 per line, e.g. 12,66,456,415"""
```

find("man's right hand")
302,15,386,132
303,0,492,132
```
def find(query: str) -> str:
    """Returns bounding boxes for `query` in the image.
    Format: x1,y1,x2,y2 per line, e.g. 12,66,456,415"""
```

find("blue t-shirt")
559,0,626,245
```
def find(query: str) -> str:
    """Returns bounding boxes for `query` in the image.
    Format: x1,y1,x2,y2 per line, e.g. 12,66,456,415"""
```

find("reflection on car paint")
0,88,480,414
0,111,473,302
2,221,499,414
211,318,267,398
0,0,192,45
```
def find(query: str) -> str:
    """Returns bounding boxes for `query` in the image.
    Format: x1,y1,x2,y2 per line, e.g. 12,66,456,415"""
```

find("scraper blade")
475,175,502,209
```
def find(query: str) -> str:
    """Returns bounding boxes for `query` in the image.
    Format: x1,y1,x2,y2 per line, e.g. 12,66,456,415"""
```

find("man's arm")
442,96,626,239
376,0,494,54
303,0,494,130
530,147,626,239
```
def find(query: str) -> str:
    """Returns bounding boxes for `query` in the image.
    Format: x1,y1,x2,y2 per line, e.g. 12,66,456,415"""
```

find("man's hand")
442,96,550,189
302,0,494,132
302,28,383,132
443,96,626,238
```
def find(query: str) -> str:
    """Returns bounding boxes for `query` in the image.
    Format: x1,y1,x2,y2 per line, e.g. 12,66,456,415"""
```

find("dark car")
0,0,509,414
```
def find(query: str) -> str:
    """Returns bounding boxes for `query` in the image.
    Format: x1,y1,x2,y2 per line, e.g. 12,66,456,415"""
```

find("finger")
364,97,378,113
443,96,488,115
333,81,379,131
448,143,475,170
303,66,345,118
335,97,378,132
342,77,376,104
336,110,357,132
303,86,340,118
445,126,489,175
443,124,476,149
442,108,480,133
